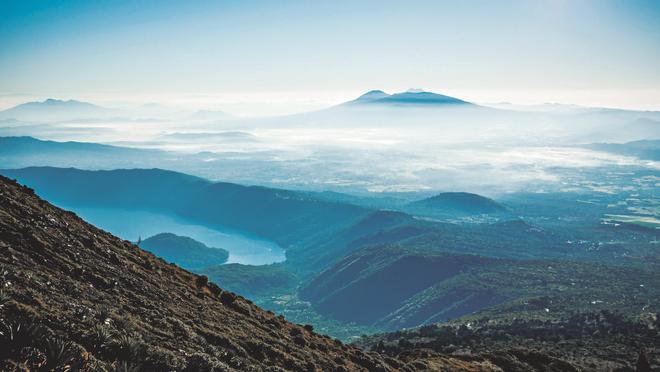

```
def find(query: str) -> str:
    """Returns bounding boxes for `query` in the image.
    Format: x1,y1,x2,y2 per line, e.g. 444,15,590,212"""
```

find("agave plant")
0,290,10,306
116,333,146,362
84,324,113,353
0,320,47,356
42,337,79,371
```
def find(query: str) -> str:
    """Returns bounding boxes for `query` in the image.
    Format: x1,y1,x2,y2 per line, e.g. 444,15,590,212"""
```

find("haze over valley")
2,91,658,196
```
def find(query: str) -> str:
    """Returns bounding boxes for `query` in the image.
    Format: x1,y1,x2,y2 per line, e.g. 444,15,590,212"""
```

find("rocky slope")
0,175,490,371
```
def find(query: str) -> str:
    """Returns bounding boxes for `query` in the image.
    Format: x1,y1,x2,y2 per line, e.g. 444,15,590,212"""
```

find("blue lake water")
58,205,285,265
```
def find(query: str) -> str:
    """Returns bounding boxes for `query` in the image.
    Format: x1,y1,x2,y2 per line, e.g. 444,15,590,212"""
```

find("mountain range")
1,90,659,145
0,99,116,122
582,139,660,161
0,99,233,123
0,90,474,123
0,136,153,157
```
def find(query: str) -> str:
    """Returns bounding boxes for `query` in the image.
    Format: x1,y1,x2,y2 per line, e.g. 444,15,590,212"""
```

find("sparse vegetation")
114,333,147,362
96,304,112,321
84,325,113,353
195,275,208,288
0,291,10,306
42,337,79,370
0,321,47,356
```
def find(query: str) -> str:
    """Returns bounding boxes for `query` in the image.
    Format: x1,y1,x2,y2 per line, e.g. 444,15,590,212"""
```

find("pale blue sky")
1,0,659,113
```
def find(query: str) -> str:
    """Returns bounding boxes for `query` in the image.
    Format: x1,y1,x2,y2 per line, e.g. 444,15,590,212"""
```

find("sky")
1,0,659,115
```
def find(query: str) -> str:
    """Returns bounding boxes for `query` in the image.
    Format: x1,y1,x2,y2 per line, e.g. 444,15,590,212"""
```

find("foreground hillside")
0,175,493,371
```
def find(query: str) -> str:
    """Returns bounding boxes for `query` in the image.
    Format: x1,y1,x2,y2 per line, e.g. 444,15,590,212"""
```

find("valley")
1,168,658,370
2,165,657,347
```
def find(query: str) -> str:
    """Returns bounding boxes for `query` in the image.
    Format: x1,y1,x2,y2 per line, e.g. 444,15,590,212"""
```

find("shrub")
115,333,146,361
220,291,237,305
0,290,10,306
196,275,209,288
0,320,46,356
111,315,132,333
19,346,46,369
84,324,113,353
141,346,186,371
42,337,79,370
293,335,307,347
96,305,113,321
207,282,223,297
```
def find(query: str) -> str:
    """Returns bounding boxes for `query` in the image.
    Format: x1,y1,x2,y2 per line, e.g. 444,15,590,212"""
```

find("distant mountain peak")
384,91,470,105
408,192,506,216
7,98,100,110
349,89,472,106
0,98,111,121
354,90,391,102
40,98,95,106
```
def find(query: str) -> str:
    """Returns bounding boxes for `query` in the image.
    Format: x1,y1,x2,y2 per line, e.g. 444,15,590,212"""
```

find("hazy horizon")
2,0,660,116
1,1,658,195
2,87,660,118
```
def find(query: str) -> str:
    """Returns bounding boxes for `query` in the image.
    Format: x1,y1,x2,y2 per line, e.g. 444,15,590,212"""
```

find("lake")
58,205,286,265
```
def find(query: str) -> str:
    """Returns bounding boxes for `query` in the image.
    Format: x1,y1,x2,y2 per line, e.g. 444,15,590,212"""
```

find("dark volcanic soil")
0,175,493,371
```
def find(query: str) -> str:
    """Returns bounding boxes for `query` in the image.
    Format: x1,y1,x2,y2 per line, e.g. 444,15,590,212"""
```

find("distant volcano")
350,89,472,106
353,90,391,102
